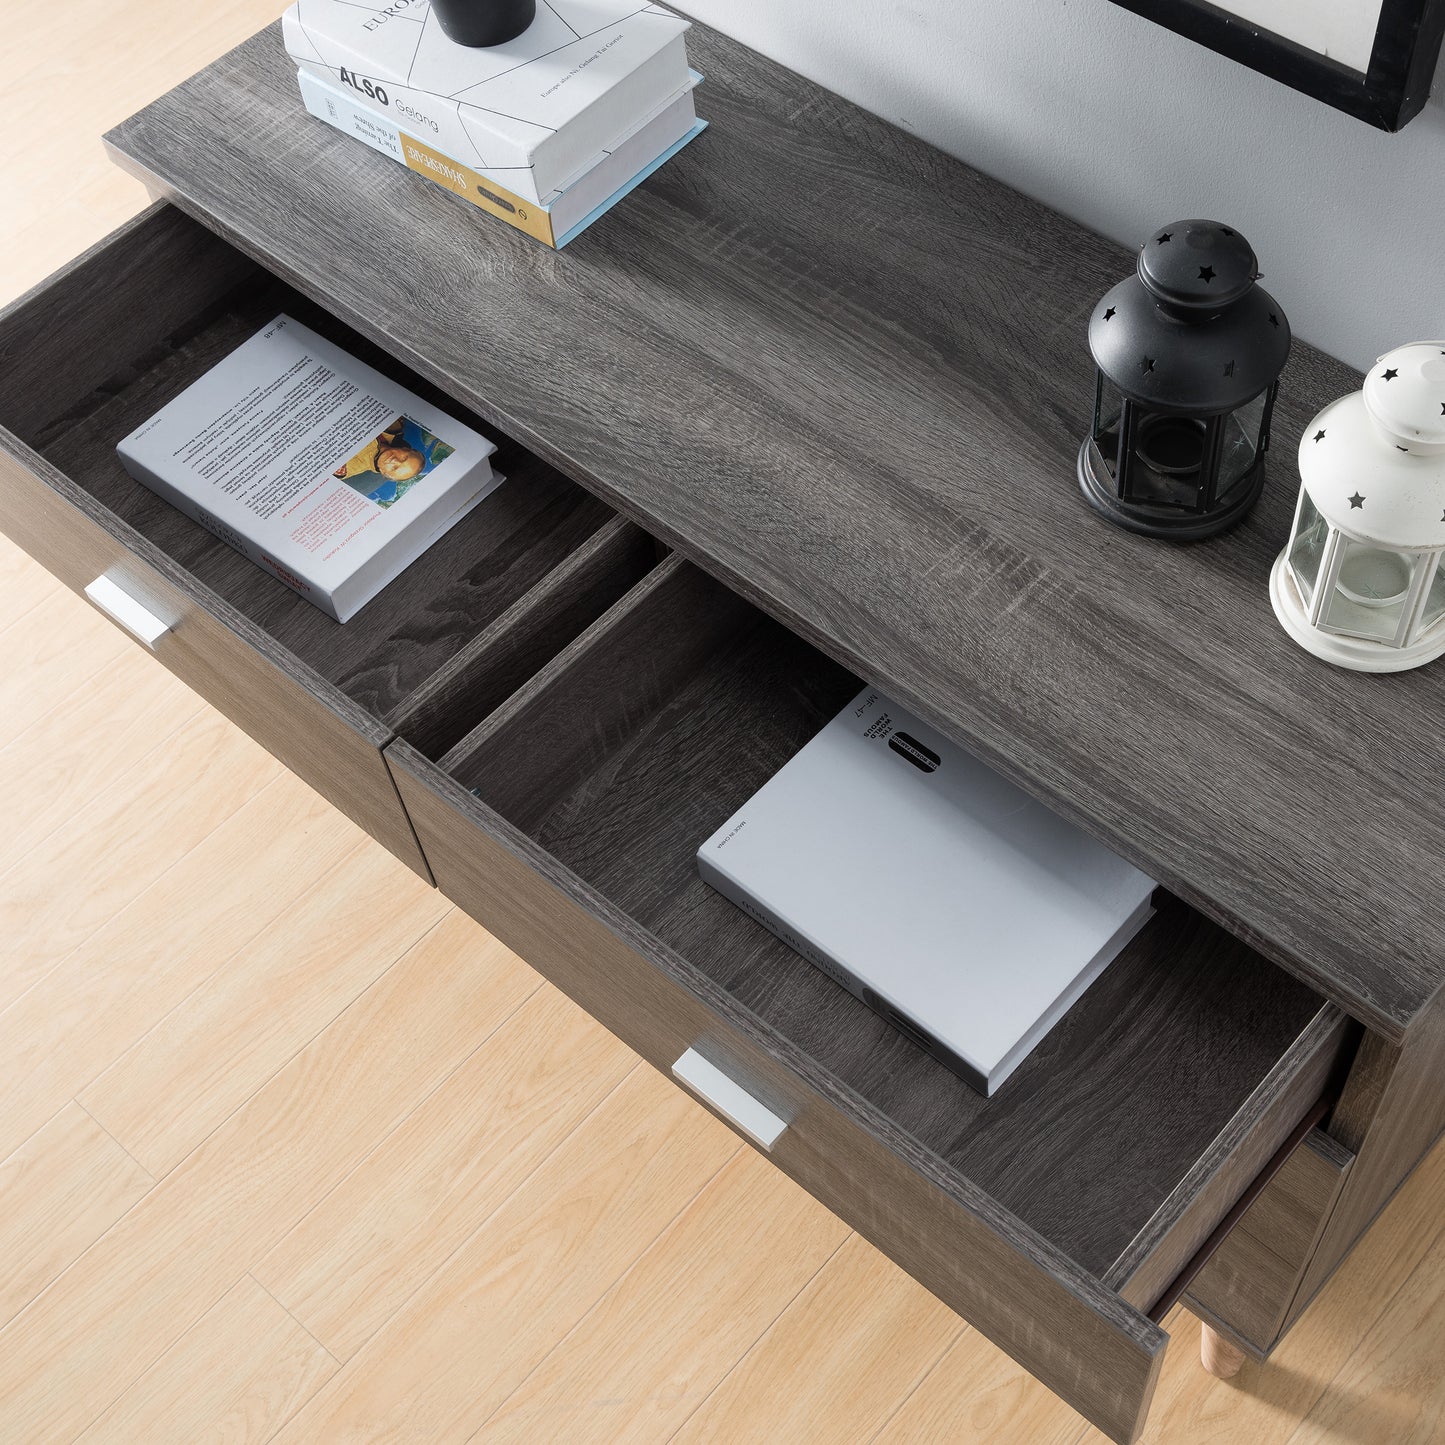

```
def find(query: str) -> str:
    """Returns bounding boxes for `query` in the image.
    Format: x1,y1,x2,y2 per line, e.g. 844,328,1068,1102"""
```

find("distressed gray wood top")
106,19,1442,1039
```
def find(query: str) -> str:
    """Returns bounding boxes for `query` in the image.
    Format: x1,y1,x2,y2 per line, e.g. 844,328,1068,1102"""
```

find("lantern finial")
1361,342,1445,456
1137,221,1259,313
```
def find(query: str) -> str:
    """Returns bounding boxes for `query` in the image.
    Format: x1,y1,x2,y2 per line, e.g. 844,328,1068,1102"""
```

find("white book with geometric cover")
283,0,691,203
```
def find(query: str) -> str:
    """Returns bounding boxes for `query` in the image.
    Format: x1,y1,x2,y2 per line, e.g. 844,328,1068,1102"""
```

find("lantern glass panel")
1091,374,1127,489
1286,491,1330,606
1321,538,1420,643
1093,372,1124,437
1124,410,1209,509
1216,391,1268,499
1418,557,1445,636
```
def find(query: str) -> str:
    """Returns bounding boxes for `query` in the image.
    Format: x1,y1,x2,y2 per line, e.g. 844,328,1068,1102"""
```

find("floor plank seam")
861,1319,970,1444
0,1102,158,1334
0,609,132,745
1257,1212,1445,1445
660,1227,855,1443
0,1100,78,1176
463,1129,747,1443
72,1097,157,1187
122,902,463,1186
0,646,169,757
0,566,61,618
0,589,85,656
240,937,583,1310
0,1098,158,1335
0,764,289,1030
246,1271,343,1369
0,665,208,866
75,834,380,1176
293,1054,651,1374
49,1270,251,1444
0,895,461,1399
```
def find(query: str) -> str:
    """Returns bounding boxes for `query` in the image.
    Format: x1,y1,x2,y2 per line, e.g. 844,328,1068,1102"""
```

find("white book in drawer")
697,687,1156,1096
115,314,499,622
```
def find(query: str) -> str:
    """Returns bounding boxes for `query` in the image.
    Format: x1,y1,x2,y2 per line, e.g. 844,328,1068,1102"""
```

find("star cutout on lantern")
1384,368,1399,381
1349,492,1365,509
1269,314,1280,328
1224,360,1236,377
1314,430,1326,442
1198,266,1216,282
1140,356,1156,374
1157,232,1173,244
1104,307,1116,320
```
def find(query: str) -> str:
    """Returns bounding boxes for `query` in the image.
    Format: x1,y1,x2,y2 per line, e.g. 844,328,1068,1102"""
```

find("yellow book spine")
396,133,559,248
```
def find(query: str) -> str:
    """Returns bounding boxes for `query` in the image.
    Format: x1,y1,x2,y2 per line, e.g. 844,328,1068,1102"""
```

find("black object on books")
429,0,537,47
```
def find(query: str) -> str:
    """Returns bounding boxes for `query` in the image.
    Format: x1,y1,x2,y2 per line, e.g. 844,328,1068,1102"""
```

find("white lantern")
1271,341,1445,672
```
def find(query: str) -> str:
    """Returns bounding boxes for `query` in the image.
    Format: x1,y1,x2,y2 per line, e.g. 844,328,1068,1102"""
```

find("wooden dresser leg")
1200,1323,1247,1379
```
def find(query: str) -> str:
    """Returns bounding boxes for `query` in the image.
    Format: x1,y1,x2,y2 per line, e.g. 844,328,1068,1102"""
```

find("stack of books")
283,0,705,249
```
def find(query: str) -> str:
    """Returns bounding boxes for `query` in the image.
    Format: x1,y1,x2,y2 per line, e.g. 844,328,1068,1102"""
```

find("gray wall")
681,0,1445,372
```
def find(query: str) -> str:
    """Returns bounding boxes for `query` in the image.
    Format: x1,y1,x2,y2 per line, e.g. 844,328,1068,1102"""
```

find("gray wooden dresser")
0,17,1440,1443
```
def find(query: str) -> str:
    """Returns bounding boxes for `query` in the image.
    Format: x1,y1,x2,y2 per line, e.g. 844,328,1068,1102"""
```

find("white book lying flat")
297,67,703,249
284,0,692,203
115,314,500,622
697,688,1157,1096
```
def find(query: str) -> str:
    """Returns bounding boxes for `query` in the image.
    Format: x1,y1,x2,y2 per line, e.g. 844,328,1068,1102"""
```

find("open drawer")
388,555,1353,1444
0,203,658,875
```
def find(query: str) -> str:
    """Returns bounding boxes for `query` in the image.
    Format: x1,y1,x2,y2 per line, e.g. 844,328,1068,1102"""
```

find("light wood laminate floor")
3,3,1443,1441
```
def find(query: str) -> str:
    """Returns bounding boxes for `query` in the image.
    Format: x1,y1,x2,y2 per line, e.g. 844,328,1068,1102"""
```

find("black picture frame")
1110,0,1445,130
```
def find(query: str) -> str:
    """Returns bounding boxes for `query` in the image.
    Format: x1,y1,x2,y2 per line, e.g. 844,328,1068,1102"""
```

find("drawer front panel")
388,739,1168,1445
1185,1128,1354,1354
1109,1010,1350,1313
0,439,429,878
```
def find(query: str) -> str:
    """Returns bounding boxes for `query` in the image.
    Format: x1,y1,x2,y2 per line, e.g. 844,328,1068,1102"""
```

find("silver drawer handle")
85,576,171,650
672,1048,788,1151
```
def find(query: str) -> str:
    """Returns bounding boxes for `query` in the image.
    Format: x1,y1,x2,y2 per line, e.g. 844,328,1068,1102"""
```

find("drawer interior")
0,207,657,727
3,205,1348,1349
432,555,1344,1292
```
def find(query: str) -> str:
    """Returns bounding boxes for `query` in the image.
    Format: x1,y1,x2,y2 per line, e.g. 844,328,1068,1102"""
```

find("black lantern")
1078,220,1291,540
